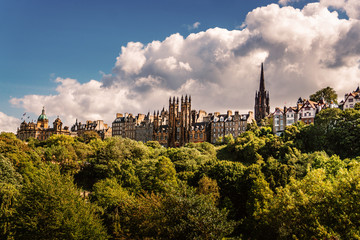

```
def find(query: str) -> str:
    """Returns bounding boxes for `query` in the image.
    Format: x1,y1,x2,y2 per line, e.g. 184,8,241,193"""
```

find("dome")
38,107,48,121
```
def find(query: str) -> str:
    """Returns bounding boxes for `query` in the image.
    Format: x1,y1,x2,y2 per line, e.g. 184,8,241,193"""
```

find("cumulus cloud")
10,2,360,127
0,112,21,133
320,0,360,19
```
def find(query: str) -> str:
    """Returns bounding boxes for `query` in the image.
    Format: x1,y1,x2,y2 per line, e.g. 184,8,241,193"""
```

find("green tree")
14,164,108,239
0,155,22,239
78,131,100,144
310,86,338,103
0,183,19,239
197,176,220,204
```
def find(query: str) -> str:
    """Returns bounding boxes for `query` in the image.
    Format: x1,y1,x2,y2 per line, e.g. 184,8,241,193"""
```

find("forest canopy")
1,106,360,239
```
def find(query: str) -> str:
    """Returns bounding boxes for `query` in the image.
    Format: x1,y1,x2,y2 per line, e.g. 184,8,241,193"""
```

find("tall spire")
259,62,265,92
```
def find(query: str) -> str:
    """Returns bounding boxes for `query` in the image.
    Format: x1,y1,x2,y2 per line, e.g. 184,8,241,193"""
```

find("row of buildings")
16,63,360,146
272,86,360,136
17,108,112,141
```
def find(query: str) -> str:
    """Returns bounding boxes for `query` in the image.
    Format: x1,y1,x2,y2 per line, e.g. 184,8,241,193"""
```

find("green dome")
38,107,48,121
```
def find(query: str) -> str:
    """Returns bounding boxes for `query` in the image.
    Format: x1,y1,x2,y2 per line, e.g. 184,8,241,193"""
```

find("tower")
168,96,179,147
180,95,191,146
53,117,63,133
36,107,49,129
255,63,270,122
168,95,191,147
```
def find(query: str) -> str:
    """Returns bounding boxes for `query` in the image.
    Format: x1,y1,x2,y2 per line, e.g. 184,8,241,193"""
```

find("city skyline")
1,0,360,133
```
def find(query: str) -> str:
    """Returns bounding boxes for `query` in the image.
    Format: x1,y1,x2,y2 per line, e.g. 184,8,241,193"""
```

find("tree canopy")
1,105,360,239
309,86,338,103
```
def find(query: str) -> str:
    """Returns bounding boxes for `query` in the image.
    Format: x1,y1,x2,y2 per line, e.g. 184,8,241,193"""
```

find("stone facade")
273,98,332,136
209,111,254,143
168,95,191,147
111,95,254,147
17,107,70,141
71,119,112,139
340,86,360,110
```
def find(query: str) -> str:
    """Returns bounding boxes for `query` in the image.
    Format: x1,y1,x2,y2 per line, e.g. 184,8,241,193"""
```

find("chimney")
116,113,123,118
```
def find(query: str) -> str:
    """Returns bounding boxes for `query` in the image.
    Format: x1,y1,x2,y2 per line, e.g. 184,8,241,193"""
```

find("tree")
309,86,338,103
355,102,360,110
197,176,220,204
78,131,100,144
257,165,360,239
14,164,108,239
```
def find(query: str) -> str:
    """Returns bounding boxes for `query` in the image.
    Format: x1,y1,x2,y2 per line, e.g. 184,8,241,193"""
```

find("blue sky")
1,0,359,132
0,0,311,112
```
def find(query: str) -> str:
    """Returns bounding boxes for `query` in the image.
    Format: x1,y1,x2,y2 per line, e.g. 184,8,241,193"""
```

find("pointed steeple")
259,62,265,92
254,62,270,123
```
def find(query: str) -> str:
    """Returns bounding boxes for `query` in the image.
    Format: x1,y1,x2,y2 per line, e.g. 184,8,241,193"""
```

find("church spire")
259,62,265,92
254,62,270,123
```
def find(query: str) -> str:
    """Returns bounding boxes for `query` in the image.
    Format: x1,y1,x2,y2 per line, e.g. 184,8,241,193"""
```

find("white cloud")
278,0,300,6
116,42,146,75
0,112,21,133
188,21,201,30
320,0,360,19
10,2,360,127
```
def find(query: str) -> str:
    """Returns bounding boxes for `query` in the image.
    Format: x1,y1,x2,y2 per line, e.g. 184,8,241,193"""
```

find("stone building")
112,113,137,139
255,63,270,123
135,113,154,143
111,95,254,147
189,122,208,143
168,95,191,147
339,86,360,110
209,110,254,143
17,107,70,141
71,119,112,139
273,97,332,136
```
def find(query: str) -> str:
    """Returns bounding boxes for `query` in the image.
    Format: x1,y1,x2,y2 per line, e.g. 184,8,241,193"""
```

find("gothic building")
168,95,191,147
17,107,70,141
255,63,270,122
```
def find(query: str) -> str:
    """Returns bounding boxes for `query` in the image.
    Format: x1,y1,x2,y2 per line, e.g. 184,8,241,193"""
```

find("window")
349,98,353,102
200,134,203,138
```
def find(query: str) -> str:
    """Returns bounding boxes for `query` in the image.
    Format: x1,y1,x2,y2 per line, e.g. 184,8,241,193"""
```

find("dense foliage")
1,106,360,239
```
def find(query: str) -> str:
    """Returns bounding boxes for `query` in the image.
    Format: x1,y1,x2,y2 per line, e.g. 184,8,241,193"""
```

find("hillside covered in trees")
1,106,360,239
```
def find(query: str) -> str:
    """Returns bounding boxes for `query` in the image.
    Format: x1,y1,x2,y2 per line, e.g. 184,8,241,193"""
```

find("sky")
1,0,360,133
